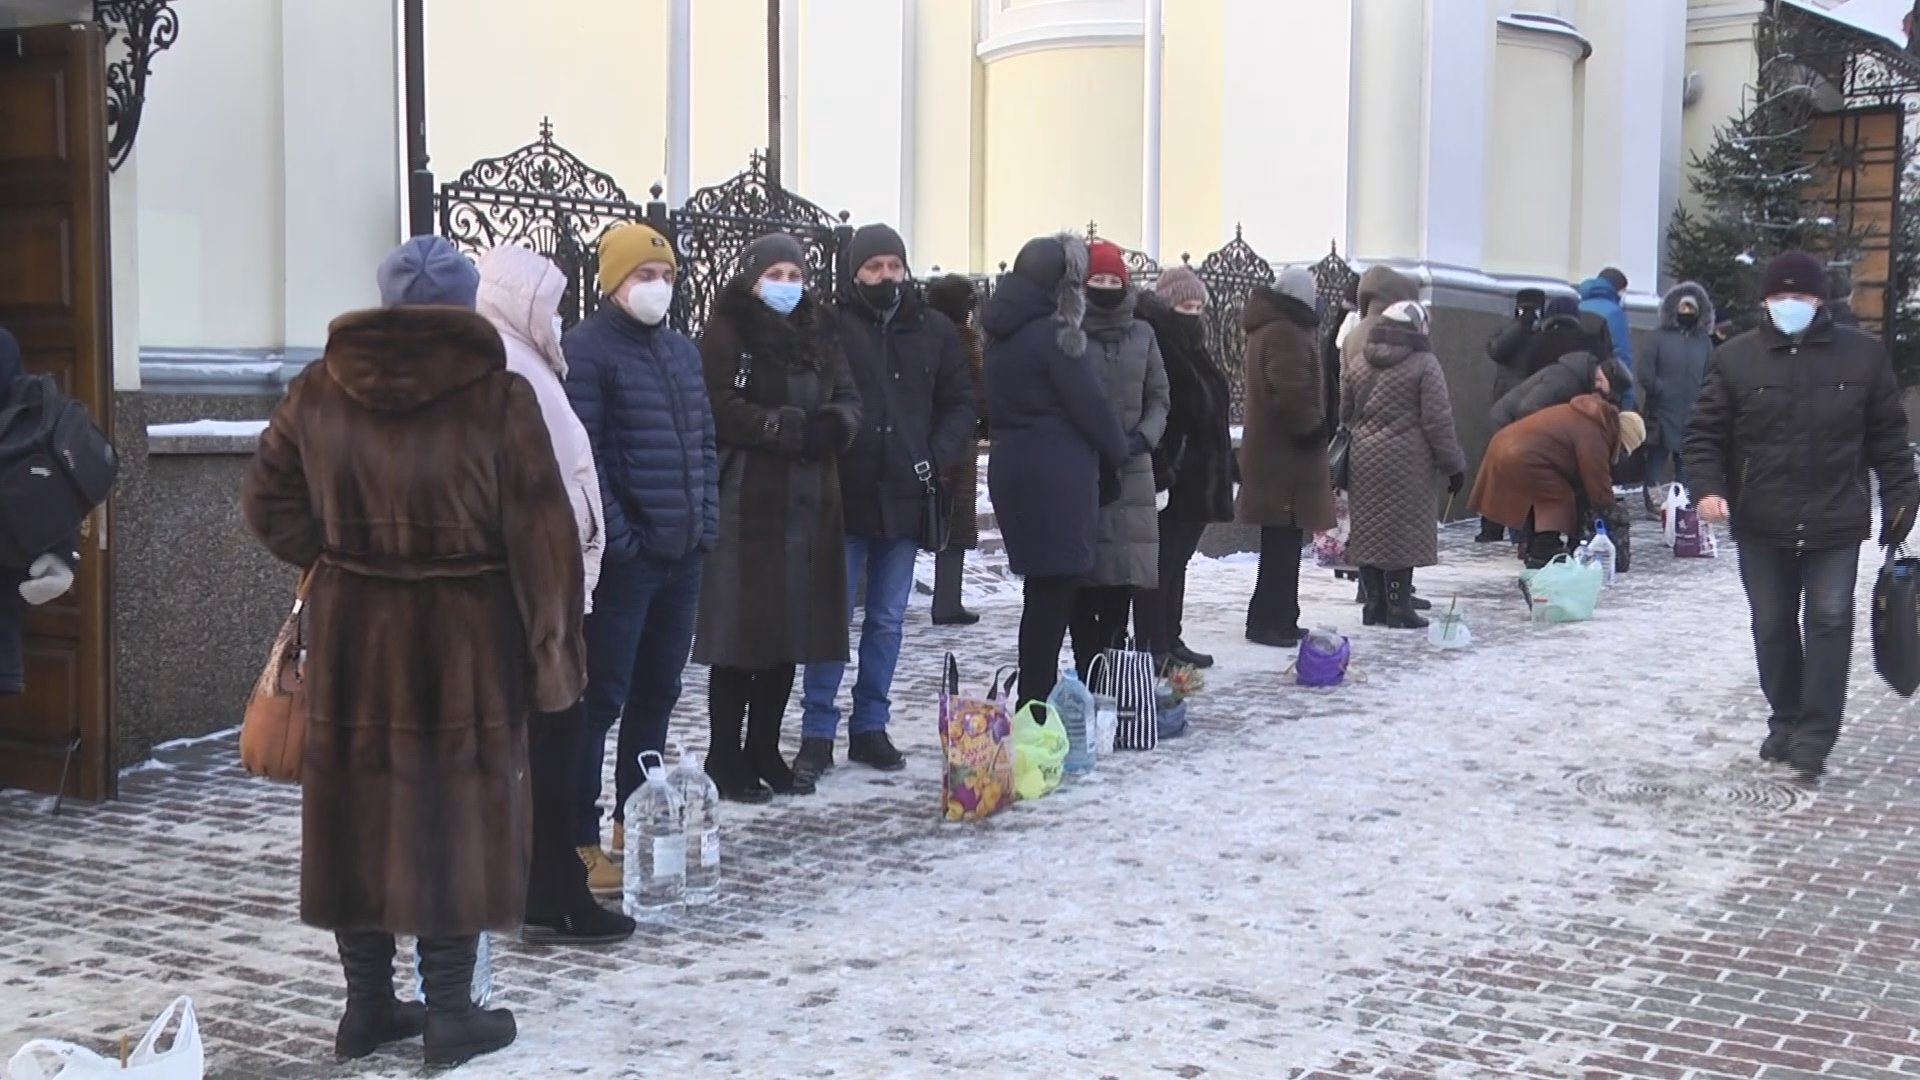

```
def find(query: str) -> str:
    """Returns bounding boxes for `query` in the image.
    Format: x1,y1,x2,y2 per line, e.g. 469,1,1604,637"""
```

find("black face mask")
857,279,901,311
1087,286,1127,311
1676,310,1700,330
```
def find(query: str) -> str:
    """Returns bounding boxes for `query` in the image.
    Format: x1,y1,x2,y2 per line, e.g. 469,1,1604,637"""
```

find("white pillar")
1141,0,1163,259
1484,13,1587,278
1417,0,1493,272
667,0,692,205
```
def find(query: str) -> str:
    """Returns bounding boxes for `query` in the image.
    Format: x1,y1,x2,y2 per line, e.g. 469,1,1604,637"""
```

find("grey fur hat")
1011,232,1089,357
1276,266,1318,308
377,236,479,309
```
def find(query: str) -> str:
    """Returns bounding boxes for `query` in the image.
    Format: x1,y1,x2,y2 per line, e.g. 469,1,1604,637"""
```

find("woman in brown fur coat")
241,238,587,1068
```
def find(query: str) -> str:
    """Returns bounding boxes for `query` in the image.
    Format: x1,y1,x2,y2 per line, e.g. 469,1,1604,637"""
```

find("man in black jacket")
1477,289,1546,541
1684,251,1919,781
796,224,975,786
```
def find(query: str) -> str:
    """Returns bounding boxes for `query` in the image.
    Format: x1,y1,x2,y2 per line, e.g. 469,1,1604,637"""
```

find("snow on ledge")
146,419,268,439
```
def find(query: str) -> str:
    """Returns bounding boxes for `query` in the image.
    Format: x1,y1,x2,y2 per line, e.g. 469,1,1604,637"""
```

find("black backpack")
0,374,119,569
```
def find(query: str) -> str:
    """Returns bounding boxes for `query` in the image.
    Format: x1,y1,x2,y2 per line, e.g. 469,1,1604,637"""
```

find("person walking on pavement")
475,244,633,945
983,232,1129,709
696,234,861,801
924,273,990,627
1344,301,1466,630
1476,288,1545,542
796,225,974,789
242,237,587,1067
1135,266,1236,667
1636,281,1714,513
1684,251,1919,782
561,223,716,890
1069,240,1170,677
1235,267,1336,649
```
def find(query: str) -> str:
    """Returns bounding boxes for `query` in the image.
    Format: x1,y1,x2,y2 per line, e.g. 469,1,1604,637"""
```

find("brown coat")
694,281,861,669
1339,265,1422,376
1342,323,1467,570
944,321,986,550
241,306,587,937
1236,285,1336,531
1469,393,1621,536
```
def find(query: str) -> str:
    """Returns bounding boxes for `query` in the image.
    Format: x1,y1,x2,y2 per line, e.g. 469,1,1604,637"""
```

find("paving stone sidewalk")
4,526,1920,1079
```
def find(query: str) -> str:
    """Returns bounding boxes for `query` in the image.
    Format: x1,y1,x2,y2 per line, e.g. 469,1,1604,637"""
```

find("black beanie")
1515,287,1547,308
739,233,808,283
847,224,908,275
1012,236,1068,288
1763,251,1827,298
924,273,976,324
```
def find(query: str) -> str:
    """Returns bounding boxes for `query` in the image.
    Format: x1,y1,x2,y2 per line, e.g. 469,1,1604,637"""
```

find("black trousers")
1737,541,1860,761
1134,515,1208,654
708,665,797,755
1247,526,1304,634
1017,574,1079,708
1070,584,1135,679
525,701,593,922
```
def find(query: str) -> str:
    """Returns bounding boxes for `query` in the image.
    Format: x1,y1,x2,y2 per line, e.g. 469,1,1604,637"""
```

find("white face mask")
624,280,673,326
549,316,565,343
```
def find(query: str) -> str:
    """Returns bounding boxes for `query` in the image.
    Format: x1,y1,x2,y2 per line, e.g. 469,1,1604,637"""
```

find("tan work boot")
577,845,622,896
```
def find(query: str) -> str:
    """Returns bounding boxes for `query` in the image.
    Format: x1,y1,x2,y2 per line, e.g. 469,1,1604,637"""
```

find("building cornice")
975,0,1144,63
1687,0,1767,35
1496,12,1593,62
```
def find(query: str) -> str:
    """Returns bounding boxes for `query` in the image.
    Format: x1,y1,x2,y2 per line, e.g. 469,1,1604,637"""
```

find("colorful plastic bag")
1012,701,1069,800
8,997,203,1080
1313,490,1352,569
1293,628,1352,687
938,654,1015,821
1660,483,1689,548
1672,502,1717,558
1094,638,1159,751
1520,554,1604,623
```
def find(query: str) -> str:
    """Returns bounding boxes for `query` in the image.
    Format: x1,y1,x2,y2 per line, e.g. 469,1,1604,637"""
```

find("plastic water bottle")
1588,519,1618,587
403,932,491,1007
1048,669,1096,775
622,750,686,921
669,747,721,906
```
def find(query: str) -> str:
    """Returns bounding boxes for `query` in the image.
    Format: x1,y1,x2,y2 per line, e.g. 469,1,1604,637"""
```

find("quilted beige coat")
1341,322,1466,570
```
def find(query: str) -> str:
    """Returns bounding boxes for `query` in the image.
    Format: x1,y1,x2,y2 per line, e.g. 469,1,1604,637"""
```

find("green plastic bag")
1012,700,1069,801
1519,553,1603,624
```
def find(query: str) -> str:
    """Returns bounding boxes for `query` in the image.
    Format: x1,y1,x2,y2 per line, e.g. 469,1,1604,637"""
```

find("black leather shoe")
848,730,907,772
933,608,981,626
522,903,636,947
1758,730,1791,764
1245,627,1306,648
1170,643,1215,668
791,737,835,791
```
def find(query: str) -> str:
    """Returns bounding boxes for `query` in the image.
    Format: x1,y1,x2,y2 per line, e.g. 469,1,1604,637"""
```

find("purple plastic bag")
1296,630,1351,687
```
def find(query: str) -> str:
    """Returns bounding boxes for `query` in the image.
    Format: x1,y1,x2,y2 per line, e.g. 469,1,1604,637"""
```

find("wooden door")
0,23,115,802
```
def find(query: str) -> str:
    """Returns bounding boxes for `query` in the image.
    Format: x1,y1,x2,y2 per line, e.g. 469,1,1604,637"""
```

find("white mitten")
19,554,74,606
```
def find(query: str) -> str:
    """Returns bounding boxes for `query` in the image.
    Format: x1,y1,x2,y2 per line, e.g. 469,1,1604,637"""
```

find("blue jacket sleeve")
686,336,720,552
562,330,639,564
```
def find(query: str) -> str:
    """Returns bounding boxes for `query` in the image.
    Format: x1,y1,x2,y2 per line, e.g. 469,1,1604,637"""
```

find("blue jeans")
573,549,703,845
1736,541,1860,761
801,536,919,740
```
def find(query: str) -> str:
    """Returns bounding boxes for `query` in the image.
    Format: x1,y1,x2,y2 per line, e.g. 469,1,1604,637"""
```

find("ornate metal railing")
94,0,179,170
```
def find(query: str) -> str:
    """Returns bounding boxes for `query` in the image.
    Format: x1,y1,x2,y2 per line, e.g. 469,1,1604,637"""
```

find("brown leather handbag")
239,567,313,782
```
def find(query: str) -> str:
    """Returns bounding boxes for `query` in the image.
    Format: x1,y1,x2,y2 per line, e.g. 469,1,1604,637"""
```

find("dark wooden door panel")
0,22,114,802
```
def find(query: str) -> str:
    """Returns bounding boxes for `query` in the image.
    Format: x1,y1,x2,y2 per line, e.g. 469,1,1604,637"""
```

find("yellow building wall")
1682,10,1761,215
1348,0,1424,262
983,46,1145,270
690,0,772,191
426,0,669,201
911,0,983,274
1158,0,1225,263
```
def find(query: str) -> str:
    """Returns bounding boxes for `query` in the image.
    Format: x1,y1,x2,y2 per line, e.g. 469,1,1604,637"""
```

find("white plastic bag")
1660,483,1690,548
8,997,203,1080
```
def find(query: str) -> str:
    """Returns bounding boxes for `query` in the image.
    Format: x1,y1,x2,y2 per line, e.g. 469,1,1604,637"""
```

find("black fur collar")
716,278,826,368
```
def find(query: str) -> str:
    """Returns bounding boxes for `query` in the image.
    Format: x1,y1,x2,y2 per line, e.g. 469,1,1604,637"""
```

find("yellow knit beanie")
597,223,677,295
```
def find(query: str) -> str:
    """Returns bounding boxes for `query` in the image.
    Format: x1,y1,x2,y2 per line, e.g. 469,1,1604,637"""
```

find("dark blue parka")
562,304,718,566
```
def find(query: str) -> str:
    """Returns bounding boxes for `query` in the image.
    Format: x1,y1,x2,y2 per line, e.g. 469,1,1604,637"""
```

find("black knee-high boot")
418,935,515,1067
707,667,772,804
334,931,425,1060
932,548,979,625
745,665,807,795
1383,569,1429,630
1359,567,1387,627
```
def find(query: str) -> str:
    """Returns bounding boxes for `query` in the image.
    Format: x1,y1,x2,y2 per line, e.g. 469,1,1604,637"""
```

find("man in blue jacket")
1578,268,1635,410
563,223,718,893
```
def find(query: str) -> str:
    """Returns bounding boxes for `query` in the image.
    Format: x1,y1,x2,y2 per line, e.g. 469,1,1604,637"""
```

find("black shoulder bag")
714,351,754,480
873,362,953,553
1327,368,1383,492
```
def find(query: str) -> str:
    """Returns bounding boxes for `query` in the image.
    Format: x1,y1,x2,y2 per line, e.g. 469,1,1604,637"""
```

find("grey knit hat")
1154,266,1209,308
377,236,479,309
739,233,809,283
1277,266,1318,308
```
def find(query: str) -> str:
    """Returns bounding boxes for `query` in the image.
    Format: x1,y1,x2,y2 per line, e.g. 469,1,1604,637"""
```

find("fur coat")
1342,322,1467,570
1139,291,1235,524
1082,288,1171,588
241,306,588,937
1236,285,1336,531
1470,394,1621,536
693,280,860,669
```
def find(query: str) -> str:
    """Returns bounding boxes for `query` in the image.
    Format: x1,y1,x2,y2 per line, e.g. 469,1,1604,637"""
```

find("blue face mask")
1766,297,1818,336
759,280,804,315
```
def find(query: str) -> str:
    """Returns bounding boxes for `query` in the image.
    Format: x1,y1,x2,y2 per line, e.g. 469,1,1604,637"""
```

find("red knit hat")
1086,239,1129,286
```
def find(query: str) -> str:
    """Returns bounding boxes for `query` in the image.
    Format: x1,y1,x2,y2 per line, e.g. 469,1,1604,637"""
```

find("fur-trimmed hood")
1356,265,1420,318
1658,281,1715,334
323,306,506,413
980,232,1091,357
1244,284,1319,333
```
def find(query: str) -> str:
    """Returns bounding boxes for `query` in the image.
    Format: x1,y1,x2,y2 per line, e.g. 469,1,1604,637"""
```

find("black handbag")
1873,547,1920,697
1327,368,1382,491
873,360,954,553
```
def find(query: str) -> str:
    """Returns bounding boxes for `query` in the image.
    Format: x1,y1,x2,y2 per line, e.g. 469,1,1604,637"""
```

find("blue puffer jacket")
1577,277,1635,409
563,304,718,565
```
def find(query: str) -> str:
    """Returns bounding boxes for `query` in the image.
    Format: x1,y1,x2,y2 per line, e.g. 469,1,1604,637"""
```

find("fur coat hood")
323,306,506,413
1658,281,1715,334
1357,265,1420,318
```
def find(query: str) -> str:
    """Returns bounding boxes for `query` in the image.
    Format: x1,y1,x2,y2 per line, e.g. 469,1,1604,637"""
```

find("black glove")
800,410,843,460
1098,465,1122,506
1882,503,1914,549
1447,472,1465,495
1126,431,1151,458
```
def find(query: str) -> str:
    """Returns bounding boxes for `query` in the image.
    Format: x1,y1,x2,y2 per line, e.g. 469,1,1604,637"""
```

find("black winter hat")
924,273,977,324
1763,251,1827,298
847,224,908,275
739,233,808,283
1599,267,1628,292
1012,236,1068,287
1515,287,1547,308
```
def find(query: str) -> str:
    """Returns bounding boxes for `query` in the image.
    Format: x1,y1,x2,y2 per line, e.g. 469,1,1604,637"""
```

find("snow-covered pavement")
6,526,1920,1079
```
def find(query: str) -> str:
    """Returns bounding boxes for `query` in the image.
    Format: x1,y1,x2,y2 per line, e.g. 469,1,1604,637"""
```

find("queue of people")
237,225,1916,1068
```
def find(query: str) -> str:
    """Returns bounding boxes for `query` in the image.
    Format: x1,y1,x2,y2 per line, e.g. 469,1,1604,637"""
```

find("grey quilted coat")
1083,290,1170,588
1342,322,1466,570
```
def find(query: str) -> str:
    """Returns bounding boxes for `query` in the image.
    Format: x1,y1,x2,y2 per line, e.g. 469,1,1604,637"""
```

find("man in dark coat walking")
1685,251,1919,782
797,224,974,787
1476,288,1545,541
0,327,79,698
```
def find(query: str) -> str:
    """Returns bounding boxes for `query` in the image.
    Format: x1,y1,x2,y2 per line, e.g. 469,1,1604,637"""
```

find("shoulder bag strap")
871,343,938,492
1345,368,1384,427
